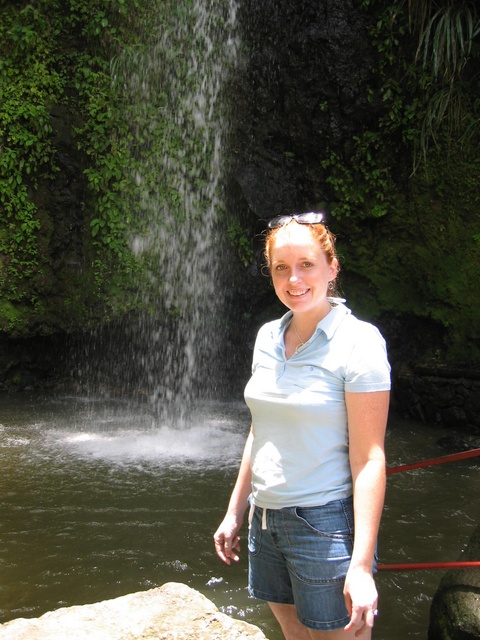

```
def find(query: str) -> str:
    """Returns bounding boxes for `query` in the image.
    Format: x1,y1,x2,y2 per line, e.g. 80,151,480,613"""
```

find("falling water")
112,0,240,422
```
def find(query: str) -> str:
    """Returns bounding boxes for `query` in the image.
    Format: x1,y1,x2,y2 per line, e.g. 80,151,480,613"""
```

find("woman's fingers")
213,529,241,564
344,605,378,636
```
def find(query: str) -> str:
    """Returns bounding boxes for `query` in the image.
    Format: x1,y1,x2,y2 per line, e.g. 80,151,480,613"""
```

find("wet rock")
0,582,268,640
428,524,480,640
233,0,379,216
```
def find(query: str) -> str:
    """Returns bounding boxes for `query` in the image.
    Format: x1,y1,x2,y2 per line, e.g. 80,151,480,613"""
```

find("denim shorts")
248,496,355,631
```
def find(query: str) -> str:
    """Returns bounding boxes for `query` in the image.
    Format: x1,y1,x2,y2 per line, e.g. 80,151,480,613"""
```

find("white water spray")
116,0,240,422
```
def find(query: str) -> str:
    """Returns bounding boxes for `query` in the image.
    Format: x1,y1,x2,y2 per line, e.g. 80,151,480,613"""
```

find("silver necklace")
291,322,306,352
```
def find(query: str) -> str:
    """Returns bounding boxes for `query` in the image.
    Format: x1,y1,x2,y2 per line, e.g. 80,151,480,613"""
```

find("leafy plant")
0,0,156,333
411,0,480,82
227,219,254,266
322,132,393,220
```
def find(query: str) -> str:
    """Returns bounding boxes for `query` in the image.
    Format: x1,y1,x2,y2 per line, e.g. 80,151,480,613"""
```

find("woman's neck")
285,302,332,358
290,302,331,337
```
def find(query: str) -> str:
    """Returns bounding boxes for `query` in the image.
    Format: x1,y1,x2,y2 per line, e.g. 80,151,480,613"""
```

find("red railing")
378,447,480,572
386,448,480,476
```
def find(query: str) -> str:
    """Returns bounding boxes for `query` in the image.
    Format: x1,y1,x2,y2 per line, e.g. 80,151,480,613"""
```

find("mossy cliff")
229,0,480,368
1,1,480,422
0,0,152,336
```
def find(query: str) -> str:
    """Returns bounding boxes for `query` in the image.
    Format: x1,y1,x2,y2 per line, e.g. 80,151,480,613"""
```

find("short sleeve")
344,323,391,392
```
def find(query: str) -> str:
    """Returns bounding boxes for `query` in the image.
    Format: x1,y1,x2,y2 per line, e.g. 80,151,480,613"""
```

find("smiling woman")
214,213,391,640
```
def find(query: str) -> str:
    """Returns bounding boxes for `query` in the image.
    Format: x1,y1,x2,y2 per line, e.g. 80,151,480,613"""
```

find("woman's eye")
275,264,287,271
303,261,313,268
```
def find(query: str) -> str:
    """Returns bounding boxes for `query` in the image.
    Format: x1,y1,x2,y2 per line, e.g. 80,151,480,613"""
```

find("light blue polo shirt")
244,302,391,509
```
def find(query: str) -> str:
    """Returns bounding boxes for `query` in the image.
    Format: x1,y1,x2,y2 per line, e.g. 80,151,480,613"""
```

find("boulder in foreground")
0,582,268,640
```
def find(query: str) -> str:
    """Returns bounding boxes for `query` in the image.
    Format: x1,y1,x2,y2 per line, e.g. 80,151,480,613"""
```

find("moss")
335,151,480,365
0,0,159,335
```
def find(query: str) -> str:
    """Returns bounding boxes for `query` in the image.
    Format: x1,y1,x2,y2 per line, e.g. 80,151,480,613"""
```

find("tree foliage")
323,0,480,363
0,0,154,334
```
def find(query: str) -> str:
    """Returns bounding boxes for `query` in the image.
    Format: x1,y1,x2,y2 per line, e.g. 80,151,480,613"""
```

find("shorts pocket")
287,502,354,584
293,499,354,541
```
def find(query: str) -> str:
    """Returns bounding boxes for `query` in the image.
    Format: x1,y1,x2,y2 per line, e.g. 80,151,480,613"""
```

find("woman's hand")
213,513,243,564
214,429,253,565
343,565,378,636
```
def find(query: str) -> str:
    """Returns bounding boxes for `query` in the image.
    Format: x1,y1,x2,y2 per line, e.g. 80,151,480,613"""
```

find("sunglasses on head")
267,212,325,229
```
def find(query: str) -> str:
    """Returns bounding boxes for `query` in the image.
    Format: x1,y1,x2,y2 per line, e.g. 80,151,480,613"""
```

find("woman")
214,212,390,639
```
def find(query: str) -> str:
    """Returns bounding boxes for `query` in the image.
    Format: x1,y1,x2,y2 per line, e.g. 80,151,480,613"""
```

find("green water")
0,392,478,639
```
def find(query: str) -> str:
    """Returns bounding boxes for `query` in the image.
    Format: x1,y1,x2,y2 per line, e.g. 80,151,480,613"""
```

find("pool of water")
0,392,478,638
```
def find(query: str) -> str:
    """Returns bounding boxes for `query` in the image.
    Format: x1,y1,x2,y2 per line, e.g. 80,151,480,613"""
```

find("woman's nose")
289,270,300,283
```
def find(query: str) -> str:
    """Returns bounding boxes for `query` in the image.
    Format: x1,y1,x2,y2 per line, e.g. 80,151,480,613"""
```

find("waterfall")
113,0,240,423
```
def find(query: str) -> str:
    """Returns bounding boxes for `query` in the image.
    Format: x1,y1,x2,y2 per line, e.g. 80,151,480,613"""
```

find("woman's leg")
269,602,373,640
268,603,311,640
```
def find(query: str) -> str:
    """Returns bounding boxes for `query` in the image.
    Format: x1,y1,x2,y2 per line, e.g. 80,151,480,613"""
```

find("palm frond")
414,1,478,83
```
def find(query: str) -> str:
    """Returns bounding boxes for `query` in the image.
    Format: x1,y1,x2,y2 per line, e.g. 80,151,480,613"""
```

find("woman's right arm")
213,429,253,564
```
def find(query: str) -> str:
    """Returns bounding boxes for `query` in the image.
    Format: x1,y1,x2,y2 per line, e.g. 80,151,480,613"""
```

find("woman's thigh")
267,602,311,640
268,602,372,640
308,626,372,640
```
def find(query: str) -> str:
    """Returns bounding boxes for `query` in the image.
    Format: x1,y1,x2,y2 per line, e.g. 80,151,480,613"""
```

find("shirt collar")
278,301,351,342
319,302,350,340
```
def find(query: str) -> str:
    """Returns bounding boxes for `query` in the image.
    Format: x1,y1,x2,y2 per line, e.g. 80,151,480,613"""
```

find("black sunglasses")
267,212,325,229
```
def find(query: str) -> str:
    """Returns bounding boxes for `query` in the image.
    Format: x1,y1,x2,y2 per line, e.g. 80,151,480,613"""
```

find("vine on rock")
0,0,154,335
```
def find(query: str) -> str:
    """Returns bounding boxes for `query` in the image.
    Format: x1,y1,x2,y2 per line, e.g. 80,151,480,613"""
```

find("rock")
0,582,268,640
394,367,480,432
234,0,378,217
428,524,480,639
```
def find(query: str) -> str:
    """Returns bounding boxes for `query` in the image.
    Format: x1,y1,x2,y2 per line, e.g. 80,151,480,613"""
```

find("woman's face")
269,223,338,318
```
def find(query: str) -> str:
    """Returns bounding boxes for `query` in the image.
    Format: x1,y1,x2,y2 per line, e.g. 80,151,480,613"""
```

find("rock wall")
394,367,480,432
2,0,480,430
0,583,268,640
232,0,378,217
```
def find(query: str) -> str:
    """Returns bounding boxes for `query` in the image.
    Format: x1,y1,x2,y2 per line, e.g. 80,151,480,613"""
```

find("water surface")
0,392,477,639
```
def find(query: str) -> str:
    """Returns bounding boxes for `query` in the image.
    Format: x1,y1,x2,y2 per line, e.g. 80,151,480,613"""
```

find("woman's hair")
264,219,337,266
263,218,340,292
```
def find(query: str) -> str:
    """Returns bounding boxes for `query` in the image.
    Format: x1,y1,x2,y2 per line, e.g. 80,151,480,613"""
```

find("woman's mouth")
288,289,309,297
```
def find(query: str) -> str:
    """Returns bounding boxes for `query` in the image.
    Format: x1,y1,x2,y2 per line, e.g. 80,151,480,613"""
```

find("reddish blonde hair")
264,219,338,267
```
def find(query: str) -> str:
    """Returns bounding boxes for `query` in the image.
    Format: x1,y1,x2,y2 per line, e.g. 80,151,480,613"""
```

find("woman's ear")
329,257,339,280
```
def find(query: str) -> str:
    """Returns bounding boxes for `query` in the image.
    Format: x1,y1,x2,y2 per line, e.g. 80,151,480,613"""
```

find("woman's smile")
288,288,309,297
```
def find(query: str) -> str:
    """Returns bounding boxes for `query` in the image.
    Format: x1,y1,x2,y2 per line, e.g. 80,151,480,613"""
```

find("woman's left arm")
343,390,390,636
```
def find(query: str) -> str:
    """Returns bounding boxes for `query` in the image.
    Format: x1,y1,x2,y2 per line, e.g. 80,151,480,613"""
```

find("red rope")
386,447,480,475
378,561,480,571
381,449,480,571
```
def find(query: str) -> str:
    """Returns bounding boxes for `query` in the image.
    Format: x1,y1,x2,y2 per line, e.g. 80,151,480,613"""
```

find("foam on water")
50,420,245,468
1,398,249,471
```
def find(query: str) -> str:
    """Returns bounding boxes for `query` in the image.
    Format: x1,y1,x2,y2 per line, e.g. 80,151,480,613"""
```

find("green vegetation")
1,0,479,368
0,0,156,334
324,0,480,364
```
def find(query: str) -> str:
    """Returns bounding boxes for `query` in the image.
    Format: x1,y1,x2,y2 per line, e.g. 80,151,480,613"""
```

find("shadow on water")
0,391,478,639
